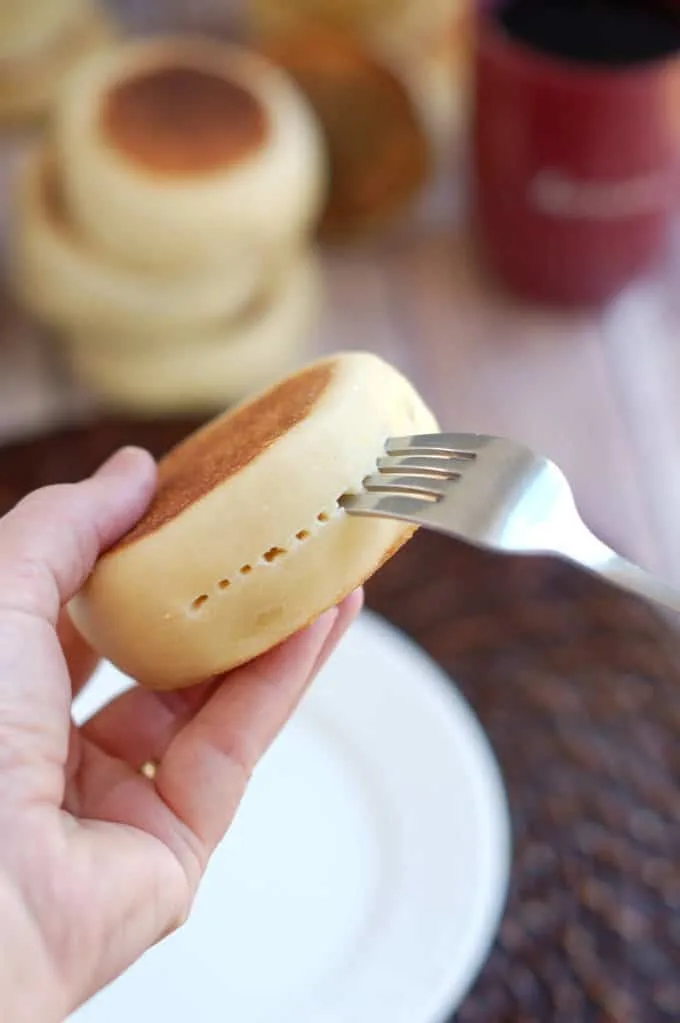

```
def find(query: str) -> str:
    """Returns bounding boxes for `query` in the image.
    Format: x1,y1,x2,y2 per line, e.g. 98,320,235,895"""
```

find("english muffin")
248,0,420,37
374,0,472,152
63,252,322,414
54,36,326,271
69,352,438,689
261,30,431,240
366,0,462,52
0,2,115,125
11,148,271,340
0,0,88,61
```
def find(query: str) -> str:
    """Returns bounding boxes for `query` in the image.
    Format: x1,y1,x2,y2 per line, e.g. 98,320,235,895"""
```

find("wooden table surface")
1,2,680,1020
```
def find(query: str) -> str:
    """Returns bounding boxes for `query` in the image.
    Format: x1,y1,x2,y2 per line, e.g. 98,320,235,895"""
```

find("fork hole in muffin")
188,503,348,614
263,546,287,563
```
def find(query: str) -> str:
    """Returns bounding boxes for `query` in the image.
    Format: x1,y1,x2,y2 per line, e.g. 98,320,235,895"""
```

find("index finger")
0,448,155,792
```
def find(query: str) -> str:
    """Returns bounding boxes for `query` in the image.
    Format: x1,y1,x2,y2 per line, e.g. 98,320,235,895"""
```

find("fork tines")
361,473,448,502
340,434,484,516
386,434,483,459
367,433,483,499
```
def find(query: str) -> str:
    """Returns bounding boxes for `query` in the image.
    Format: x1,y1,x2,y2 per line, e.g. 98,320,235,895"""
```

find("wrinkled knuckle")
215,736,256,789
167,827,206,900
1,556,58,618
16,484,73,520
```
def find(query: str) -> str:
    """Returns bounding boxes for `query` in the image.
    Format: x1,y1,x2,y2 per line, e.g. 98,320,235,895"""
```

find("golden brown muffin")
0,0,87,58
54,36,327,271
0,1,116,125
68,351,438,689
374,0,472,152
62,252,322,414
249,0,423,37
11,148,274,341
262,29,431,240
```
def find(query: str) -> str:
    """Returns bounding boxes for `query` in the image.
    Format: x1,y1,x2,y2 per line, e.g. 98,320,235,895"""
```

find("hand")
0,448,362,1023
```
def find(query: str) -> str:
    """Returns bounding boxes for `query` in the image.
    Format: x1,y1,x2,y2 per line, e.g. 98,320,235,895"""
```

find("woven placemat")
1,418,679,1022
369,532,680,1023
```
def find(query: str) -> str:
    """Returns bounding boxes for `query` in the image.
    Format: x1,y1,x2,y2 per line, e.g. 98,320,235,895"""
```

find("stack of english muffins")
248,0,471,158
10,36,327,414
0,0,116,125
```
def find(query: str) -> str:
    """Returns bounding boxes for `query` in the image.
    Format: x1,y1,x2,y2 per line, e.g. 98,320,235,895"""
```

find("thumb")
0,447,156,625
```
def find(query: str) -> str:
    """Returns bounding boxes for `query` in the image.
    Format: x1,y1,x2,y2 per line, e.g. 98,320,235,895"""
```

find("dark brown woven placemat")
1,419,680,1023
369,529,680,1023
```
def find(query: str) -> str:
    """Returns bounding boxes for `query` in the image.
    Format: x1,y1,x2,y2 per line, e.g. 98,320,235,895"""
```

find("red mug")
472,1,680,306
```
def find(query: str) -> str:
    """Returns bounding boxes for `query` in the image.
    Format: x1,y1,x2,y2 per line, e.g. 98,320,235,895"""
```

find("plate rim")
356,611,511,1021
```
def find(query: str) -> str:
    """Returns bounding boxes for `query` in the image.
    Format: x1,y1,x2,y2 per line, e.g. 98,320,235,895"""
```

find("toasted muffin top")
262,30,430,238
119,360,335,547
100,56,268,177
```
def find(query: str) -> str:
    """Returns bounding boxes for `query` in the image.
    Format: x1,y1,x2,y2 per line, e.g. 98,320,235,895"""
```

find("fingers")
310,588,363,675
154,595,362,860
62,595,362,999
80,678,219,773
0,447,156,624
0,449,155,800
82,591,363,777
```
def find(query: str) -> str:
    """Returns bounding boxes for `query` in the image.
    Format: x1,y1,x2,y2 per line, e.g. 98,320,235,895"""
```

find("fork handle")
567,540,680,616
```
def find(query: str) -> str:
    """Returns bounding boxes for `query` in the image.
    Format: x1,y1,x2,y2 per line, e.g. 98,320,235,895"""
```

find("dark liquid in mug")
499,0,680,66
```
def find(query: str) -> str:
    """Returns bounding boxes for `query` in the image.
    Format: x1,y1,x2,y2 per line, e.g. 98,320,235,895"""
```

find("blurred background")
0,0,678,583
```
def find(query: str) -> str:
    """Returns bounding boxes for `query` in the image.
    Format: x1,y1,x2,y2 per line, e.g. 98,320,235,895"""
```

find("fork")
340,433,680,615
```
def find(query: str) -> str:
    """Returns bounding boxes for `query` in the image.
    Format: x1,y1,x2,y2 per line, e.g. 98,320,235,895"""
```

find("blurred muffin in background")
0,0,87,54
370,0,472,153
61,253,322,414
248,0,419,36
9,35,327,415
54,35,326,270
249,0,471,216
261,29,431,241
0,0,117,125
11,149,277,341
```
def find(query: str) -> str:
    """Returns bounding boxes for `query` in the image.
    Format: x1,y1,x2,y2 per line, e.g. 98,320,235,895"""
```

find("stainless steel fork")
340,433,680,615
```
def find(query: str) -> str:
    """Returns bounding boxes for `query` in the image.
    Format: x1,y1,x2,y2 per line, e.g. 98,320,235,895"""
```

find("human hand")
0,448,362,1023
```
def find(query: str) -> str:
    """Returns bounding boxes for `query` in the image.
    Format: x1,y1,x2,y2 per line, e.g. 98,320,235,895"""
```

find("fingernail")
311,609,346,674
94,446,155,479
302,607,338,661
311,607,339,643
312,591,363,674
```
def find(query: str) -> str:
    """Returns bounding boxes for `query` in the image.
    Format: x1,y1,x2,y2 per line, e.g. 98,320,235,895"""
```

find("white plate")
70,611,510,1023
